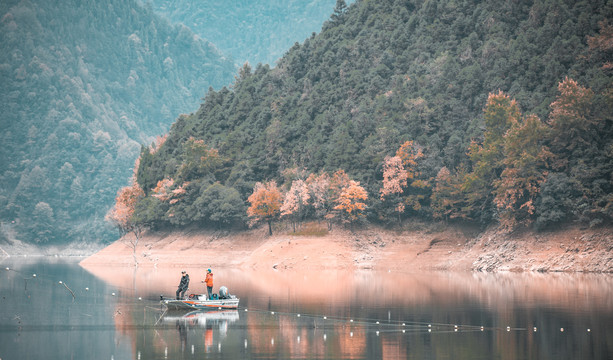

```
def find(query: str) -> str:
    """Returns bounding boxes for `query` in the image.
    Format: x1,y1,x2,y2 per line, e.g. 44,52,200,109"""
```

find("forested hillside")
0,0,237,245
127,0,612,235
147,0,355,66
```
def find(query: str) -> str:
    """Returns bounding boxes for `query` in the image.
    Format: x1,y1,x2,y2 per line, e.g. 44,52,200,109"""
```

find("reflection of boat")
162,309,240,324
161,294,240,310
161,309,239,344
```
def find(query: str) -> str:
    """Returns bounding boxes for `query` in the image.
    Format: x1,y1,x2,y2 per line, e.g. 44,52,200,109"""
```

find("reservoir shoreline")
76,223,612,273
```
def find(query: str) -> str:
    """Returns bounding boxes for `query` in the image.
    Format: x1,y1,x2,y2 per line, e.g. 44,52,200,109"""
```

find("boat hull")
161,296,239,311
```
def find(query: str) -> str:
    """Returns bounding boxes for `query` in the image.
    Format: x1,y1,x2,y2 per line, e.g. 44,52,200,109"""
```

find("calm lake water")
0,258,611,360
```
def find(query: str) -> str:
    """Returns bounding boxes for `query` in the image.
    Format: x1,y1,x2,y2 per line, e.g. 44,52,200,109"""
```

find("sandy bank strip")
79,225,612,273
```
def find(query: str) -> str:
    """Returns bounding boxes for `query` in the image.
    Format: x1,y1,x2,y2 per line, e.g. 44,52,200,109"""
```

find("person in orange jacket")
204,268,214,299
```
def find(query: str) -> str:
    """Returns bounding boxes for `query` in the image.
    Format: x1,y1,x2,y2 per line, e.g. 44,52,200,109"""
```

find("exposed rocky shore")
76,223,612,273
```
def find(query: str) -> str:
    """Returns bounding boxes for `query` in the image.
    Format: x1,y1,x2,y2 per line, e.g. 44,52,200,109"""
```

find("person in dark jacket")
176,271,190,299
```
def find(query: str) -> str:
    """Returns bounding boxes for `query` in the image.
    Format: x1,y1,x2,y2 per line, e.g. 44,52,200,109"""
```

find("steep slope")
134,0,612,230
0,0,237,245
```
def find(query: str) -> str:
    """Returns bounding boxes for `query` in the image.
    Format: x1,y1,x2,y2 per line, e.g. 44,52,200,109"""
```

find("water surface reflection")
86,265,613,360
0,259,611,359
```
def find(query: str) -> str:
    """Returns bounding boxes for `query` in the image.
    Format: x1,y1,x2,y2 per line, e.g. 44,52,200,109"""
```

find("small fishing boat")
160,286,239,311
161,295,239,310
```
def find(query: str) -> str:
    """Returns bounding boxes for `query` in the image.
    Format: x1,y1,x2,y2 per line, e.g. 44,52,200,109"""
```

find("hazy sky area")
147,0,356,66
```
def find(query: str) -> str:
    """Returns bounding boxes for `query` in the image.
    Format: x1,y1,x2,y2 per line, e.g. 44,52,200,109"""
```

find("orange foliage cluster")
306,172,331,212
150,134,168,154
247,181,283,222
110,71,608,235
380,156,407,199
333,180,368,221
395,140,423,177
247,170,369,233
151,178,175,201
587,21,613,70
380,141,427,215
280,179,310,217
151,177,189,205
105,181,144,232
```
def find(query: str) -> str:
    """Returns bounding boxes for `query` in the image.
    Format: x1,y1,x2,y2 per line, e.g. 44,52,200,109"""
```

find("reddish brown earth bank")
79,223,612,273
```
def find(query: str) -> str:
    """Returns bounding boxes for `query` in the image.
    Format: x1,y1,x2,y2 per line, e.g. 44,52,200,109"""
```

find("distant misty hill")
0,0,237,245
146,0,355,66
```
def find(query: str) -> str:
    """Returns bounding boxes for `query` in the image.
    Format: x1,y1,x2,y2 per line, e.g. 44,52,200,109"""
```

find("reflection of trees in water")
114,269,613,359
6,259,609,359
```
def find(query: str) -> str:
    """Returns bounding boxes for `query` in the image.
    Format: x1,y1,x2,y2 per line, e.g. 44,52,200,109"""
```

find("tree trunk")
130,229,141,267
267,220,273,236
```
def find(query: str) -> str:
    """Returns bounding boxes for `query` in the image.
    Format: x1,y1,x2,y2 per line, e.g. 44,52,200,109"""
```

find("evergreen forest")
0,0,237,245
129,0,612,236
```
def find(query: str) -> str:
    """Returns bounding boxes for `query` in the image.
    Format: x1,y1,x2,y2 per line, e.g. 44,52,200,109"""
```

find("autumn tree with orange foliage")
329,170,351,198
494,114,552,228
151,177,189,206
306,172,331,223
380,141,428,222
280,179,310,232
542,77,612,226
325,170,353,226
547,77,597,171
151,178,175,201
303,170,350,229
334,180,368,225
462,91,520,221
150,134,168,154
106,178,145,266
587,21,613,71
247,181,283,235
380,155,407,220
